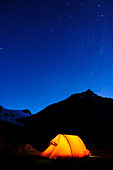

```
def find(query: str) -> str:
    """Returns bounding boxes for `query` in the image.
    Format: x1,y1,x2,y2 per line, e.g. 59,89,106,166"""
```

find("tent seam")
63,134,73,158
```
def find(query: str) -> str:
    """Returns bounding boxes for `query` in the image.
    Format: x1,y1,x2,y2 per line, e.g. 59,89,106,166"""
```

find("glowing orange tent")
41,134,90,159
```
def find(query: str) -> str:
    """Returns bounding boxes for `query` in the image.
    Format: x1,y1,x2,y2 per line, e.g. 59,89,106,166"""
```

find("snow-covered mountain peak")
0,106,32,125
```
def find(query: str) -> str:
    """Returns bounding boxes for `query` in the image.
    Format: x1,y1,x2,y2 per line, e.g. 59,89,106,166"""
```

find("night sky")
0,0,113,113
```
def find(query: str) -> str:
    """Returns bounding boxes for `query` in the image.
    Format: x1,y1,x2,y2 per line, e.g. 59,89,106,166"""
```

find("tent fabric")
41,134,90,159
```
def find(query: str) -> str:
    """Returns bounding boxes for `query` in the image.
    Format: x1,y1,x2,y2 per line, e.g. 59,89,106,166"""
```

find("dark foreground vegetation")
0,141,113,170
0,154,113,170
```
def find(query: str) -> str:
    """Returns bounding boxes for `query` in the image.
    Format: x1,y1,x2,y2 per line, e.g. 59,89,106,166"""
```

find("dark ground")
0,154,113,170
0,143,113,170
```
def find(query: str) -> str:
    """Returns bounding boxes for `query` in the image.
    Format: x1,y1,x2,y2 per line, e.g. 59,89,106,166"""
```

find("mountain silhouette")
18,89,113,148
0,106,32,148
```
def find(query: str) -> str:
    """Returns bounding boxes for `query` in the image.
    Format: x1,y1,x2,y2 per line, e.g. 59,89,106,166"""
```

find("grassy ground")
0,154,113,170
0,141,113,170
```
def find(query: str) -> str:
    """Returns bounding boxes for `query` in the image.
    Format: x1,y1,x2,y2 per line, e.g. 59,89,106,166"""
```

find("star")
44,9,47,12
68,15,72,19
66,3,69,6
17,18,20,22
51,30,53,33
80,2,84,6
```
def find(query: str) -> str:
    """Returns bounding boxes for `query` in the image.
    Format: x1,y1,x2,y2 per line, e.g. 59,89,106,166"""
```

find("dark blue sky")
0,0,113,113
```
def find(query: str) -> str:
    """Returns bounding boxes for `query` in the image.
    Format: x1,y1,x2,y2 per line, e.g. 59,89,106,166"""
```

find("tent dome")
41,134,90,159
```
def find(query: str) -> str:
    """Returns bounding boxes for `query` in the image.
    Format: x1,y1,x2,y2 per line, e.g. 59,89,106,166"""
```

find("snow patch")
0,106,31,125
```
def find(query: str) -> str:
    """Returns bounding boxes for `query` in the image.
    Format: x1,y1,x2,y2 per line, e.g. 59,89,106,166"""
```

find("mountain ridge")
17,89,113,148
35,89,105,114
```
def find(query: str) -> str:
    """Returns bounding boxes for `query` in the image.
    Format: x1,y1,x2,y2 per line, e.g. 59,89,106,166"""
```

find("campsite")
0,90,113,169
1,0,113,168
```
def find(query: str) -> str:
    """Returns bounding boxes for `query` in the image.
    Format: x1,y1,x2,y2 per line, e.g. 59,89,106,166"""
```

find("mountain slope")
0,106,33,148
0,106,32,125
18,89,113,147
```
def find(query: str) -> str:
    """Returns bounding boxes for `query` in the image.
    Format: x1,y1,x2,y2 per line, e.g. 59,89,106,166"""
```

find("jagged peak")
70,89,95,99
81,89,97,99
85,89,94,95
